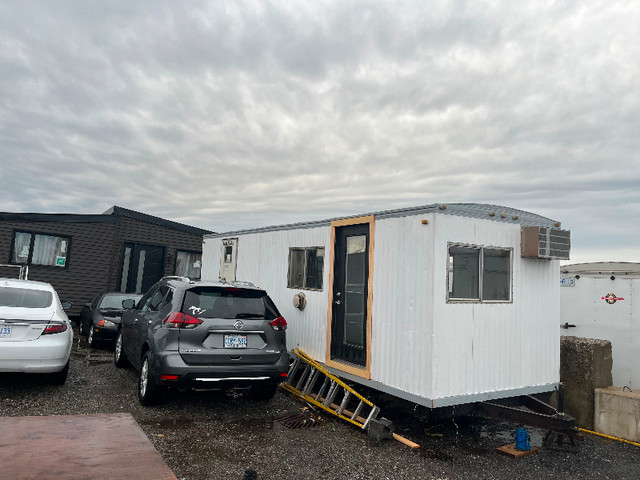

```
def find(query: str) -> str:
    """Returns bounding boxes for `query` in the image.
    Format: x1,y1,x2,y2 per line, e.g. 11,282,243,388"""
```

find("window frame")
287,246,325,291
9,229,72,270
174,249,202,279
446,243,513,304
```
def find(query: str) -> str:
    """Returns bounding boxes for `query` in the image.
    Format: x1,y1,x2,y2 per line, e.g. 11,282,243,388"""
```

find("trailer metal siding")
203,227,332,362
202,203,564,407
370,214,435,398
560,265,640,388
430,215,559,404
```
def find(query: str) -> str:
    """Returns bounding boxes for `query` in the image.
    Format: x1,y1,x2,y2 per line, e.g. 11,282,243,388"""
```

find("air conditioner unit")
521,226,571,260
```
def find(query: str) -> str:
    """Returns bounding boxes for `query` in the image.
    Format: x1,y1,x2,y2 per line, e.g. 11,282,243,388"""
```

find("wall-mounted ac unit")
521,226,571,260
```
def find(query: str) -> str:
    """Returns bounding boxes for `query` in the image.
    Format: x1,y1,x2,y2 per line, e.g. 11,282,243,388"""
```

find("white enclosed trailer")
560,262,640,389
202,203,570,408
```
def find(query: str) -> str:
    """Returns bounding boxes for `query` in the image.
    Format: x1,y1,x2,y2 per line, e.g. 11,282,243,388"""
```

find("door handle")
334,299,341,305
561,322,576,329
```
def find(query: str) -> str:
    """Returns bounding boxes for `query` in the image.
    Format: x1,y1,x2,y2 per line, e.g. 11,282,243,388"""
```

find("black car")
79,293,143,347
115,277,289,405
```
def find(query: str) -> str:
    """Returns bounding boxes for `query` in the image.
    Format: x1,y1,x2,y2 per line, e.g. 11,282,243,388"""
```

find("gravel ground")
1,327,639,480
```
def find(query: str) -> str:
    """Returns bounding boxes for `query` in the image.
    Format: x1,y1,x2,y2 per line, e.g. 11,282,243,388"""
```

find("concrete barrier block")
594,387,640,442
560,336,613,429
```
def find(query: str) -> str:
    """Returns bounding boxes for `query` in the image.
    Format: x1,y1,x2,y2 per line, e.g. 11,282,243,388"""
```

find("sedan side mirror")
122,299,136,309
61,301,73,311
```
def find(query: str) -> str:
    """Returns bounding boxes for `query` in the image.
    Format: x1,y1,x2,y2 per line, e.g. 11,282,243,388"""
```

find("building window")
11,231,70,268
175,251,201,279
288,247,324,290
448,244,511,302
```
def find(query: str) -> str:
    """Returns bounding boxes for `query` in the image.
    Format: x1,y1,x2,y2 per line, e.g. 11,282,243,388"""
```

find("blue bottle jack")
515,427,531,451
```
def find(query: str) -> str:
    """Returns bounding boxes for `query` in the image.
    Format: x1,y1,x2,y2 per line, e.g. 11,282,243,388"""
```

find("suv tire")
138,351,159,406
113,330,129,368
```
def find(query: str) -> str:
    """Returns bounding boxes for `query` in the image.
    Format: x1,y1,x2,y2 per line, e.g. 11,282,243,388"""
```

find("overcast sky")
1,1,638,264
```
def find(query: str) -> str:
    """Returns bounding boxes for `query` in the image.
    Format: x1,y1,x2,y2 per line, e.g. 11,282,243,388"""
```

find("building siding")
108,215,205,292
0,219,116,316
1,210,208,317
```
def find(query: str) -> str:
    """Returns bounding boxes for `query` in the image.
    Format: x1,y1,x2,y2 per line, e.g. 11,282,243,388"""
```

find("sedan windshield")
0,287,53,308
182,287,279,319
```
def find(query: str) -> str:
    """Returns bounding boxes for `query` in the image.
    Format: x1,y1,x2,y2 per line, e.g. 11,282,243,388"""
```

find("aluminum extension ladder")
280,348,380,431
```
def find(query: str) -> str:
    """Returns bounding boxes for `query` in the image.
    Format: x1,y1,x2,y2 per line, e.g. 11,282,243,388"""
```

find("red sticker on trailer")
602,293,624,304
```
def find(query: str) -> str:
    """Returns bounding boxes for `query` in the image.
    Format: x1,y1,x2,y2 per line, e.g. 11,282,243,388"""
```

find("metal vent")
521,226,571,260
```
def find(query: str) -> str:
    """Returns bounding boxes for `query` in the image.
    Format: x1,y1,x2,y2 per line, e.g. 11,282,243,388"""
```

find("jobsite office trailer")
202,203,570,408
560,262,640,389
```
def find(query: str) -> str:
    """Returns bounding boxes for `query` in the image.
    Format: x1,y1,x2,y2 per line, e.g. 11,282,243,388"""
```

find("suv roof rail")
160,276,191,283
230,280,257,288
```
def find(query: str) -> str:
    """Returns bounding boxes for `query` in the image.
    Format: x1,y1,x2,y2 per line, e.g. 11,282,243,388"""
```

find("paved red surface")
0,413,177,480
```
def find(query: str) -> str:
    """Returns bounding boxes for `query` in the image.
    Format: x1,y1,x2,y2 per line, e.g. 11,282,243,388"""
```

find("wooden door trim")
325,215,374,380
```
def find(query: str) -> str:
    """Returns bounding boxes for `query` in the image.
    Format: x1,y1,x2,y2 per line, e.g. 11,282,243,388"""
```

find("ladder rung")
286,358,301,386
323,382,339,407
336,391,351,416
316,377,330,400
363,406,380,430
351,400,364,421
295,364,311,390
302,369,320,396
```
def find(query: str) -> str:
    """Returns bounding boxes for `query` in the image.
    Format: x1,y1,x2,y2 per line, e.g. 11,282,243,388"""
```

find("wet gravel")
1,327,639,480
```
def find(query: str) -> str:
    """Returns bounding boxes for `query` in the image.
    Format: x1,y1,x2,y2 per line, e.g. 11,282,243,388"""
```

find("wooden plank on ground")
496,443,539,458
0,413,177,480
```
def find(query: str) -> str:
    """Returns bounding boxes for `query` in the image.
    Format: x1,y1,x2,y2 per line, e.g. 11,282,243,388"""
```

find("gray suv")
114,277,289,405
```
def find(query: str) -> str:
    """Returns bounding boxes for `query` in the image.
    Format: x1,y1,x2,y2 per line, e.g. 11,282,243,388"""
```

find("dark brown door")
330,223,369,367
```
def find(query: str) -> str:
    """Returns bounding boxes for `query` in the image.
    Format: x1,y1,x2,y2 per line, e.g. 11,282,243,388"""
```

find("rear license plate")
0,325,11,337
224,334,247,348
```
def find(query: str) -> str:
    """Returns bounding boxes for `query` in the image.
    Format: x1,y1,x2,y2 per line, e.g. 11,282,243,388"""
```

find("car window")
0,287,53,308
142,286,172,313
137,286,159,311
181,287,279,320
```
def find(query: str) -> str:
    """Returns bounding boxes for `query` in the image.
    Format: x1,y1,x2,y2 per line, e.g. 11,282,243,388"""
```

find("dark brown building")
0,206,212,316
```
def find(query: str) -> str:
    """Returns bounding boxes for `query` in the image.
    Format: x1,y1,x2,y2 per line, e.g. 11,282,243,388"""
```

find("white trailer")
202,203,570,408
560,262,640,389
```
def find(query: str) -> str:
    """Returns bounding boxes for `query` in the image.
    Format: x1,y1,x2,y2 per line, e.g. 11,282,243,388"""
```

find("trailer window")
448,244,511,302
288,247,324,291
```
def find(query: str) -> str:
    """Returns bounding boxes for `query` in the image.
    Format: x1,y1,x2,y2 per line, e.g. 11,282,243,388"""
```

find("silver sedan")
0,278,73,384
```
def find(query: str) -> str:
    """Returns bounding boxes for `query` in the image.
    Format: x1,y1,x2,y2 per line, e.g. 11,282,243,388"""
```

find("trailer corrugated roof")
204,203,561,238
562,262,640,274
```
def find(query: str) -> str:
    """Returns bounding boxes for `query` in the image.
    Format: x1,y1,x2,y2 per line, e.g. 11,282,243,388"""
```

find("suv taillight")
268,316,287,331
163,312,203,329
42,323,67,335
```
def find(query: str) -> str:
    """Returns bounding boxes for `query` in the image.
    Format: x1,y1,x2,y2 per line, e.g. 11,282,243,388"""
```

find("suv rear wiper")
235,313,265,319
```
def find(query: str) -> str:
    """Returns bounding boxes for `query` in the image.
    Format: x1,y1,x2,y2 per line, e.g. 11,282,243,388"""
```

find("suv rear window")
0,287,53,308
182,287,280,320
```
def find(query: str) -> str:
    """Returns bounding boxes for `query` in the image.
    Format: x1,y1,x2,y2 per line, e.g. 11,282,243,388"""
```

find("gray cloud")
0,0,638,263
